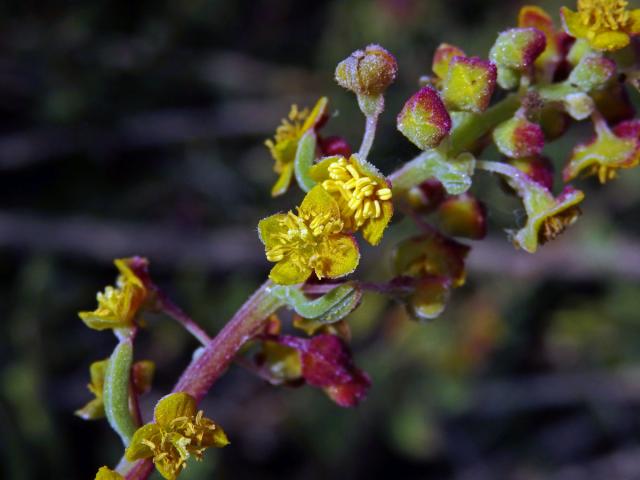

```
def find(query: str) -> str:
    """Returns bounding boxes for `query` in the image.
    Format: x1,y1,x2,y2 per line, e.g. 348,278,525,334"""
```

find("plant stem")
172,280,283,400
123,280,284,479
358,113,378,159
158,293,212,345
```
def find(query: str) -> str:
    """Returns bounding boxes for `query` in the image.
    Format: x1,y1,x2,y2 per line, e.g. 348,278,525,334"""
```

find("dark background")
2,0,640,479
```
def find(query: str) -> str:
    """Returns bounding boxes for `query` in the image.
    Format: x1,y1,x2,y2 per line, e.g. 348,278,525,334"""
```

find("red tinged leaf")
274,334,371,407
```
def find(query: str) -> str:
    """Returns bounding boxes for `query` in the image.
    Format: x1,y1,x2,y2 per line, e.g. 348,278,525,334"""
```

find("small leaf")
104,338,137,446
294,130,318,192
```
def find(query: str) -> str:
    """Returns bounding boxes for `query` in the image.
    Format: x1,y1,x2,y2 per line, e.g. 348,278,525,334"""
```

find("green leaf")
294,130,318,192
270,283,361,323
104,338,137,446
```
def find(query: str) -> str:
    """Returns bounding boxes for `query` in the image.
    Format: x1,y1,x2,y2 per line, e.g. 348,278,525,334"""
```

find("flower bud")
493,115,544,158
397,86,452,150
318,135,352,157
442,56,497,113
335,44,398,96
508,156,555,190
490,28,547,71
405,178,446,214
563,92,594,120
568,55,616,92
437,193,487,240
432,43,466,80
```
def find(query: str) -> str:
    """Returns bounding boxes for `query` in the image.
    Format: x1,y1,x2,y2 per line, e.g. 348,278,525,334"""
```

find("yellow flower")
258,185,360,285
75,358,155,420
75,359,108,420
561,0,640,51
564,117,640,183
126,392,229,480
513,186,584,253
310,154,393,245
79,258,148,331
95,466,124,480
265,97,328,197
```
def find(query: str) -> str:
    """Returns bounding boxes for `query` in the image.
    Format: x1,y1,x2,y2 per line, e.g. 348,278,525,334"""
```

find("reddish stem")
158,293,212,345
124,280,283,480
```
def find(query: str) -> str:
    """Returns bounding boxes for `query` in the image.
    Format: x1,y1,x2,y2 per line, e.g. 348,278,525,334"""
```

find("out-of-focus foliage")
2,1,640,479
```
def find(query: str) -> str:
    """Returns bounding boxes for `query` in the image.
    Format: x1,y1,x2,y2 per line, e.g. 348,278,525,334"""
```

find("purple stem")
124,280,283,480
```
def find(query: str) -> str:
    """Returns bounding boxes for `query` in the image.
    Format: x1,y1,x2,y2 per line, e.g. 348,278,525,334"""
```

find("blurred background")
2,0,640,478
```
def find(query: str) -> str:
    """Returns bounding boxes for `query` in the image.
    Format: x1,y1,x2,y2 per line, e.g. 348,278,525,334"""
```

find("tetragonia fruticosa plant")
80,2,640,478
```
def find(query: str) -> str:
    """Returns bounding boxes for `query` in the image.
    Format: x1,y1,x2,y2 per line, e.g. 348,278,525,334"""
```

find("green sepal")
270,283,361,324
294,130,318,193
104,338,137,446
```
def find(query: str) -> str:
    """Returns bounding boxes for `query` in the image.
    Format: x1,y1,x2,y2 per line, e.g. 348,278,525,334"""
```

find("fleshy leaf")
103,338,137,446
294,130,318,192
270,283,361,324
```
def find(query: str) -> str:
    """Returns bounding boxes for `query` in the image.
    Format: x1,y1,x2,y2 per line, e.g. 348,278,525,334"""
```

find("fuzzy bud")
508,156,555,190
493,115,545,158
335,44,398,96
432,43,466,79
568,55,616,92
490,28,547,71
442,56,497,113
397,86,452,150
437,193,487,240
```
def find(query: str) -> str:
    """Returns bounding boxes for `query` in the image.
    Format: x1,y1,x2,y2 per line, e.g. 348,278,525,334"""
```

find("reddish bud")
490,28,547,70
437,193,487,240
432,43,466,79
406,178,447,214
493,115,545,158
318,135,352,157
508,156,555,190
442,56,497,113
397,86,452,150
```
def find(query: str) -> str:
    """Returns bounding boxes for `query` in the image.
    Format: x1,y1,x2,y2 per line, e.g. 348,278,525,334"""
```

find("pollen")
322,157,393,229
264,208,343,264
538,205,582,244
578,0,631,35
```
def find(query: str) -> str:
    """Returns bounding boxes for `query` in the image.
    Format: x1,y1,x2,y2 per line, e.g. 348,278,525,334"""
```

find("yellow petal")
78,310,128,331
154,392,197,428
561,6,594,40
308,155,342,182
362,199,393,246
269,258,311,285
591,31,630,52
257,213,288,248
95,466,124,480
114,258,144,289
88,359,109,394
629,10,640,34
271,162,294,197
318,235,360,279
75,397,105,420
299,185,340,220
301,97,328,132
125,423,162,461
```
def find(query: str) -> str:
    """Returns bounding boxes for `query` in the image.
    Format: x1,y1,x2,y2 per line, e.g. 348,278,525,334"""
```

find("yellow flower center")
321,157,392,228
578,0,631,34
271,105,310,145
538,205,582,244
265,210,343,264
139,411,218,477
